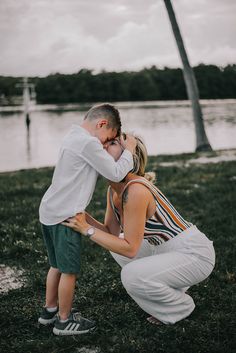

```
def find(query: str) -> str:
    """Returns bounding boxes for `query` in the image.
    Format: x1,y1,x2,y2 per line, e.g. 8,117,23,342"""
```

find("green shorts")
41,223,82,274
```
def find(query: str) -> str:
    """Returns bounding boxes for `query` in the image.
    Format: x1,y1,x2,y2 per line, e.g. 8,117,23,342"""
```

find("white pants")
110,226,215,324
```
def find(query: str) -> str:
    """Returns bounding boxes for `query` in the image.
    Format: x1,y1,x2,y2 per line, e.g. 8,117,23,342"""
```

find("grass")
0,152,235,353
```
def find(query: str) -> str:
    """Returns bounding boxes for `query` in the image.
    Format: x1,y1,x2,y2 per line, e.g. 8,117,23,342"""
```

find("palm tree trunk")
163,0,212,151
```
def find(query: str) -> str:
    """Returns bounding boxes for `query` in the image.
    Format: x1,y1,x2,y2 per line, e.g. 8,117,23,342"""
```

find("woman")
63,135,215,325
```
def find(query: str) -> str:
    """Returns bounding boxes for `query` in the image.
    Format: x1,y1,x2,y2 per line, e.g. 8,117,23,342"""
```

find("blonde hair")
129,135,156,183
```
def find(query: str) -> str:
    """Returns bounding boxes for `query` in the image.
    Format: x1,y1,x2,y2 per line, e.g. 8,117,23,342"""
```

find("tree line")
0,64,235,104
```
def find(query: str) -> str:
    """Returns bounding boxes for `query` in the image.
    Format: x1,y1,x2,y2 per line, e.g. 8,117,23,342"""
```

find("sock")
59,318,69,323
46,306,58,312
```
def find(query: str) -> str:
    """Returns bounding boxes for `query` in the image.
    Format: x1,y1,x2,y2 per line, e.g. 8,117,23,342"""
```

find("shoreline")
1,147,236,175
0,98,236,113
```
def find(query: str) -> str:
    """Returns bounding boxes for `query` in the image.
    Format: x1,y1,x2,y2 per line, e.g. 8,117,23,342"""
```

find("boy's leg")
58,273,77,320
53,224,81,319
45,267,61,308
52,226,96,335
53,272,96,335
38,224,60,325
41,224,95,335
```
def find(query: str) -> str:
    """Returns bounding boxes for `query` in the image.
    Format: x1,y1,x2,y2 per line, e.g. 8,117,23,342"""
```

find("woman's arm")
64,184,149,258
104,188,121,236
82,189,121,235
84,212,108,232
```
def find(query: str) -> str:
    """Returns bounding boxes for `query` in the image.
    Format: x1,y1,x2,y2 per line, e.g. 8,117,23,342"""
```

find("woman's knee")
121,261,151,295
121,262,140,293
121,263,168,300
110,251,129,268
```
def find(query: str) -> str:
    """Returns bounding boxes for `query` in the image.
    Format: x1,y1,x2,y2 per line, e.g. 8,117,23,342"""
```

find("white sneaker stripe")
71,323,77,331
65,322,73,330
74,323,80,331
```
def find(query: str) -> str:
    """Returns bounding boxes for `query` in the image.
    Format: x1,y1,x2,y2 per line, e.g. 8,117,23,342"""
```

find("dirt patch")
0,264,24,293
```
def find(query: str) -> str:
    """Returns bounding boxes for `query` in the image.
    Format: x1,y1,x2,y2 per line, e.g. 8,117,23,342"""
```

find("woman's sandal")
147,316,163,325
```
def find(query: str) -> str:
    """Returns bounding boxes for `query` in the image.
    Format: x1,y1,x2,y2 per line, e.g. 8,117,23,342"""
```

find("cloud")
0,0,235,76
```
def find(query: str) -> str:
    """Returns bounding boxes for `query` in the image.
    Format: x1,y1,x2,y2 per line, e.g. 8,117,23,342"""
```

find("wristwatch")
85,227,95,238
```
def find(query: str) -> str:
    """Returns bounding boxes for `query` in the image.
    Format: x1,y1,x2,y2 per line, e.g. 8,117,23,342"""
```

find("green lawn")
0,152,235,353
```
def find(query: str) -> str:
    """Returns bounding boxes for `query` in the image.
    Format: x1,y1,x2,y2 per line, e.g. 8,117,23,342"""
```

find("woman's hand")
62,213,90,235
120,134,137,154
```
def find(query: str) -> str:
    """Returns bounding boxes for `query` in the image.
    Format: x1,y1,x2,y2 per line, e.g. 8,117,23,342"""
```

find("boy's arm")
81,137,135,182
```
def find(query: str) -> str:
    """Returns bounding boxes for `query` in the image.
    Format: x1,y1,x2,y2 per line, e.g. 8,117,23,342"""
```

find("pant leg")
120,250,214,324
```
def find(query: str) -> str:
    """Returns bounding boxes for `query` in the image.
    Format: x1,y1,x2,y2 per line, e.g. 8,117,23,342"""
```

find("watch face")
87,227,95,236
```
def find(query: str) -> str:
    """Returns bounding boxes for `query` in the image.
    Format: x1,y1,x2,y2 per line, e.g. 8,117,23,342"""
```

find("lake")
0,99,235,172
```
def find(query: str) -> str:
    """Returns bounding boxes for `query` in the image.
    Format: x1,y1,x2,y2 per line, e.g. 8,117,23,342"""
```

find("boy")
38,103,136,336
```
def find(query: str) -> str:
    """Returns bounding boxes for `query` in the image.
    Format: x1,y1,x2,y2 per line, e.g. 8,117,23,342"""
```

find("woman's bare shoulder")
123,181,151,205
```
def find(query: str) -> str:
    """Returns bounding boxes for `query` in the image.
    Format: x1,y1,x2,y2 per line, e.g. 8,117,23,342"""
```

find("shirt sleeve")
80,138,134,182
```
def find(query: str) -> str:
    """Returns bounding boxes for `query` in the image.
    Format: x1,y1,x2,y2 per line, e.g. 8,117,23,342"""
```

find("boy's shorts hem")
57,268,80,275
41,223,81,274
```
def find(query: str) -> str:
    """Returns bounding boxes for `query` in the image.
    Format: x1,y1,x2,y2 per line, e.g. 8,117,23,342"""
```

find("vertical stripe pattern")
109,179,192,246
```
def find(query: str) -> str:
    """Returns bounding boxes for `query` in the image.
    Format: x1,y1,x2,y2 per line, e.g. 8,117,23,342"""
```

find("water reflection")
26,126,31,163
0,100,236,172
26,112,31,130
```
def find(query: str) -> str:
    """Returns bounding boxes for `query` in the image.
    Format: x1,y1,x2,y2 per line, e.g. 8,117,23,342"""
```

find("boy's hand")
120,134,137,154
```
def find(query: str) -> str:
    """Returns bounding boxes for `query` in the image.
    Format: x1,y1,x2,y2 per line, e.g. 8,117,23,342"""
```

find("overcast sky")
0,0,235,77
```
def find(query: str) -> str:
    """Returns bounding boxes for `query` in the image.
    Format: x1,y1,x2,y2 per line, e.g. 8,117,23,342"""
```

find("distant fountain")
16,78,36,162
16,77,36,129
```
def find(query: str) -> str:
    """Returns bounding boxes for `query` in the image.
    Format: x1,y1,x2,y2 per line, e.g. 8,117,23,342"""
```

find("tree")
163,0,212,151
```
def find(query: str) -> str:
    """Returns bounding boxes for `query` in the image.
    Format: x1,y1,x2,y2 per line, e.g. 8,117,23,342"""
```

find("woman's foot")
147,316,163,325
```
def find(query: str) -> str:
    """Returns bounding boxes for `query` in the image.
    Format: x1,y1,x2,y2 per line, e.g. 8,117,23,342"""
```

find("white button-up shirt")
39,125,133,225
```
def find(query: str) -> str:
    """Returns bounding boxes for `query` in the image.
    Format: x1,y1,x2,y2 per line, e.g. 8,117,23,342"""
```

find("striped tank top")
109,178,192,246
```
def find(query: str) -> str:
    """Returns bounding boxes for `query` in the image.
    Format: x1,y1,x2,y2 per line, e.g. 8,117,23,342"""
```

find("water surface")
0,99,235,172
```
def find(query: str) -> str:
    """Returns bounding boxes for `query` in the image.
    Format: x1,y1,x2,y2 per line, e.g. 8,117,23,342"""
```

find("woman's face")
104,139,124,161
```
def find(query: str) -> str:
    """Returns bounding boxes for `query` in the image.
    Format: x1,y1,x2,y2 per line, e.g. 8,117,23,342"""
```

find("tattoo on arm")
122,188,129,207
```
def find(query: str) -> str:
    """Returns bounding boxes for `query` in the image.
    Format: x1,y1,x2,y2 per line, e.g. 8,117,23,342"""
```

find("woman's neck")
109,173,142,197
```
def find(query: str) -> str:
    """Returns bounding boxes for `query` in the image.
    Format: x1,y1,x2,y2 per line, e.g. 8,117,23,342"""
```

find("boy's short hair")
84,103,121,136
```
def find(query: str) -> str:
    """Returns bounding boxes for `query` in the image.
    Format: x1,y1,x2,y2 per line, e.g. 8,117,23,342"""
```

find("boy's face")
95,124,118,144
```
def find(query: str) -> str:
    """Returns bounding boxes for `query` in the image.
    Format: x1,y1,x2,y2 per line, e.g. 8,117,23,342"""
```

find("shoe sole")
53,326,96,336
38,317,57,325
